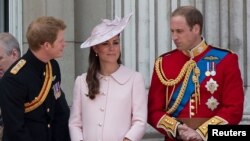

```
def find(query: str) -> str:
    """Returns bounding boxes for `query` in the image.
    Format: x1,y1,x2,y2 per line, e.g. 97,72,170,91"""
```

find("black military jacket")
0,50,70,141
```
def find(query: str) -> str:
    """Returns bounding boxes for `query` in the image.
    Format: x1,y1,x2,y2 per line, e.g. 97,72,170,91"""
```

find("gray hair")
0,32,20,57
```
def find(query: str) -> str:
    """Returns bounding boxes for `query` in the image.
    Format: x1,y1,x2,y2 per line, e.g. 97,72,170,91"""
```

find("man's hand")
177,124,203,141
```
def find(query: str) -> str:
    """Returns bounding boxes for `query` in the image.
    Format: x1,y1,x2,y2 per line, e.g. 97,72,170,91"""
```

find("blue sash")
169,48,228,117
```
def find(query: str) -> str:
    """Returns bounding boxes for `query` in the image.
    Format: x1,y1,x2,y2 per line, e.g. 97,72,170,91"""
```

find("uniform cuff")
157,114,181,138
196,116,228,141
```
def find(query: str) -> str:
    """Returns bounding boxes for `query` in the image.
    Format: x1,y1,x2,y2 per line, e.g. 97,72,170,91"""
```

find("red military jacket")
148,43,244,141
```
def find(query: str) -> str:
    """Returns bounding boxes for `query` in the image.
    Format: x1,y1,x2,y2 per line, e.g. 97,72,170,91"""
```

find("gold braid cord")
155,57,194,86
155,57,200,115
192,66,201,113
24,62,53,113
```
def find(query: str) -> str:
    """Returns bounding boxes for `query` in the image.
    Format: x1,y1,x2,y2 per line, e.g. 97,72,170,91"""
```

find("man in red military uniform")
148,6,244,141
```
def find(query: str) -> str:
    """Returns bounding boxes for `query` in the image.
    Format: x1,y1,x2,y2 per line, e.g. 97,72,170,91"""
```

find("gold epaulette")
157,114,181,138
10,59,26,74
212,46,234,54
196,116,228,141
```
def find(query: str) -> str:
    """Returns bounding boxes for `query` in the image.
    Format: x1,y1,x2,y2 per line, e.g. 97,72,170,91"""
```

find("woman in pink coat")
68,13,148,141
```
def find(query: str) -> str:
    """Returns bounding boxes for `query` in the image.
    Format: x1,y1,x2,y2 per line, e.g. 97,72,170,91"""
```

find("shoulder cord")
155,57,200,114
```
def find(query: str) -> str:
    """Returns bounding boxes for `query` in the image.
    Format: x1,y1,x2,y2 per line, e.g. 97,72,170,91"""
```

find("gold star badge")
205,78,218,94
206,96,219,111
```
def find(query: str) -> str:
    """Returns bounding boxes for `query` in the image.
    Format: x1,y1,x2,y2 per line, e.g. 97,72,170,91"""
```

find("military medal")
53,82,61,99
205,71,210,77
53,75,57,81
210,70,216,76
204,57,220,111
204,56,219,77
206,96,219,111
205,78,218,94
205,62,210,76
210,62,216,76
55,91,61,99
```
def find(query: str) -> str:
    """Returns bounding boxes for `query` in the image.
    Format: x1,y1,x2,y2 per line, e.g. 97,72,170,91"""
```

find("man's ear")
11,48,20,59
42,42,51,50
193,24,201,34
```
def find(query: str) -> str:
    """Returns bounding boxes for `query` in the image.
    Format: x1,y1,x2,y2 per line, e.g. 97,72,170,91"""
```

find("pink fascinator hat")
80,12,133,48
